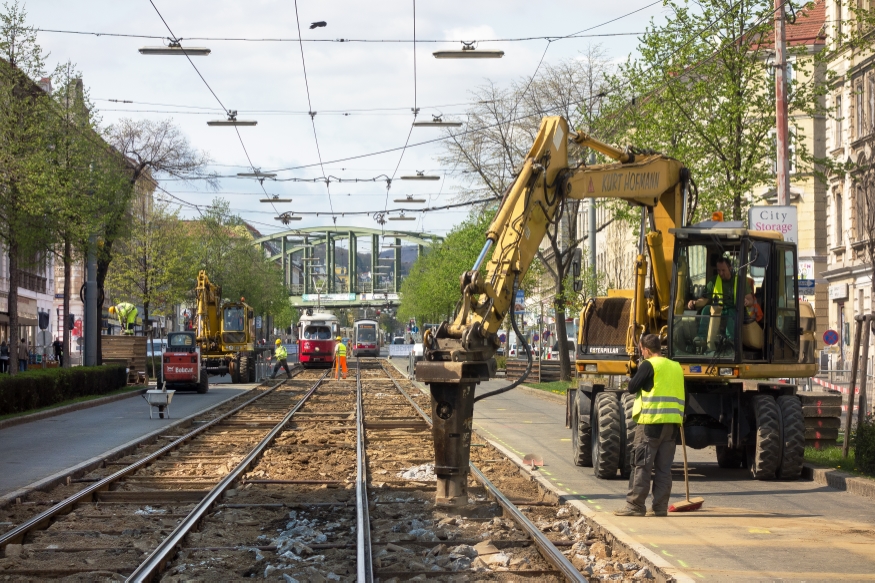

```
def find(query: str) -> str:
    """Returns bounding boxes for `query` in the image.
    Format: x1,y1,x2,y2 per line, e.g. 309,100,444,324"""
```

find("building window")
857,187,869,240
836,191,844,245
836,95,844,145
857,84,864,137
869,75,875,132
837,1,844,40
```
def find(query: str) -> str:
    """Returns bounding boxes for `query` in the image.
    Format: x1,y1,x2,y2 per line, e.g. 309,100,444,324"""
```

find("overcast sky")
26,0,669,238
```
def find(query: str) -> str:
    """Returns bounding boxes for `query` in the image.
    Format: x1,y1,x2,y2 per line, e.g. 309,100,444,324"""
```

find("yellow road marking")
650,543,659,548
662,550,674,557
748,528,771,534
678,560,690,568
693,572,705,579
560,438,571,441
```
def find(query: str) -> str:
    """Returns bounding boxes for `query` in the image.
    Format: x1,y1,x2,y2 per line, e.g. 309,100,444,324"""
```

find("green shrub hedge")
854,414,875,475
0,365,128,416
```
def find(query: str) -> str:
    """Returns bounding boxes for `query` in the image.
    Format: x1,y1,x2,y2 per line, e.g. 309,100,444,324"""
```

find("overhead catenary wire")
145,0,282,219
292,0,335,220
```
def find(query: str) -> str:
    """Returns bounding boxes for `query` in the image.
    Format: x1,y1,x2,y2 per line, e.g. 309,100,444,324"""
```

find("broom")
668,424,704,512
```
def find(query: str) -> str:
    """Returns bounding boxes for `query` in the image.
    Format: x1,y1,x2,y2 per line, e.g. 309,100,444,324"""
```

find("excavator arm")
419,116,689,382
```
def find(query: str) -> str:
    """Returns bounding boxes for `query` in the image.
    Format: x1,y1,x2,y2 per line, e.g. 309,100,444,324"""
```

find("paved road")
388,359,875,581
0,379,252,497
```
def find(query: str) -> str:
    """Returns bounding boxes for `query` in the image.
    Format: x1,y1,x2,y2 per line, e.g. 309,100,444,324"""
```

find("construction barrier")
388,344,414,358
505,359,562,383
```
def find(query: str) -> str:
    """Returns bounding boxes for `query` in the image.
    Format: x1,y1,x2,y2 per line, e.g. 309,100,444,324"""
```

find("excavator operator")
687,255,753,352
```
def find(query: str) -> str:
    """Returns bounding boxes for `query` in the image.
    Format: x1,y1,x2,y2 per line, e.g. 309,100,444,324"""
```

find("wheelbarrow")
144,389,175,419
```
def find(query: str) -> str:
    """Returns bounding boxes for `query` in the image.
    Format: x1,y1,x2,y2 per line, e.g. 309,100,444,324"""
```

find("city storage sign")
748,205,797,244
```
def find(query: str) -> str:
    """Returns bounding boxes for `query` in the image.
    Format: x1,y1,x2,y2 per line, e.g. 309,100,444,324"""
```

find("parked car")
413,342,424,361
550,341,575,360
392,336,406,345
146,339,168,358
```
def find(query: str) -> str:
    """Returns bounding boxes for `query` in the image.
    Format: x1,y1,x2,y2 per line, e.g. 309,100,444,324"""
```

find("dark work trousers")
626,423,678,512
271,358,291,379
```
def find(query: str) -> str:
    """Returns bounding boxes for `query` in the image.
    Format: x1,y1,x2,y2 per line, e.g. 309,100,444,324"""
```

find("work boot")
648,508,668,517
269,374,276,380
613,506,646,517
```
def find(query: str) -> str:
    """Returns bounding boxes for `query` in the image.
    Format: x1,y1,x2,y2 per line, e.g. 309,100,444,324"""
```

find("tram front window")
304,326,332,340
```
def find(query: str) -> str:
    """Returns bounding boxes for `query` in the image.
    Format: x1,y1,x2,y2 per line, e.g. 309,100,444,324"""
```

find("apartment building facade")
823,0,875,363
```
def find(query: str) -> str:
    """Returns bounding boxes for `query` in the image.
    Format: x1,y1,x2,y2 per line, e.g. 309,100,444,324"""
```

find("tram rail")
0,360,653,581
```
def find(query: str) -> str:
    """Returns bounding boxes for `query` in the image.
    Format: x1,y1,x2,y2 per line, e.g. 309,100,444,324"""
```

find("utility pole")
83,235,98,366
775,0,790,206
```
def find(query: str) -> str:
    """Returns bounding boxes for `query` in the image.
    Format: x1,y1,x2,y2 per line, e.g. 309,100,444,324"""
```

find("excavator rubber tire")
230,357,241,384
776,395,805,480
240,356,252,384
592,392,622,479
248,356,256,382
197,371,209,394
620,392,637,479
571,393,593,467
716,445,744,469
747,394,781,480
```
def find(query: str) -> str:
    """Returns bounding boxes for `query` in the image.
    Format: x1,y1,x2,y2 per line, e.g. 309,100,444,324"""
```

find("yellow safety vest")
712,274,737,306
632,356,685,424
275,345,288,360
336,342,347,357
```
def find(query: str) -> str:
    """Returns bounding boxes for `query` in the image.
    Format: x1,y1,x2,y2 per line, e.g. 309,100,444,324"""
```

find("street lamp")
207,110,257,127
388,212,416,221
239,171,277,178
400,171,440,181
413,115,463,128
275,213,302,223
260,195,293,203
433,42,504,59
139,41,211,56
394,195,426,203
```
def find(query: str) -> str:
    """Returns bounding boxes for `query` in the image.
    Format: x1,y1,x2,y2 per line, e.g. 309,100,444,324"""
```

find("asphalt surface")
389,358,875,581
0,378,251,497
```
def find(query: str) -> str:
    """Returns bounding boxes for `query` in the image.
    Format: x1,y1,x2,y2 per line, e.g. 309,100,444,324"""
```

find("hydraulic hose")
474,275,532,403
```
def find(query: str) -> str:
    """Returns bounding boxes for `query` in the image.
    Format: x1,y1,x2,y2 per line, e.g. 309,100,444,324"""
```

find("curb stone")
481,436,694,583
803,462,875,501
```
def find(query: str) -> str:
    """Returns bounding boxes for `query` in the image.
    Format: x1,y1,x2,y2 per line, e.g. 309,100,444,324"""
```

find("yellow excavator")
416,116,817,506
194,270,257,383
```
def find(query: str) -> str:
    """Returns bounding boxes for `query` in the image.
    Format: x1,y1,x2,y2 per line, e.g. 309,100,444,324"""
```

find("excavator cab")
668,225,804,368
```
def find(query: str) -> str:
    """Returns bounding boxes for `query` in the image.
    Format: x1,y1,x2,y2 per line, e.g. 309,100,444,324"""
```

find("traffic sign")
533,334,539,342
823,329,839,346
499,333,506,342
412,326,419,333
798,279,815,295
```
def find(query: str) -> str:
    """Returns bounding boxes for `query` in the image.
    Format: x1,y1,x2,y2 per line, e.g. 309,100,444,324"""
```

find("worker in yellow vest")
685,256,753,346
109,302,138,335
334,336,348,379
269,339,291,380
615,333,685,517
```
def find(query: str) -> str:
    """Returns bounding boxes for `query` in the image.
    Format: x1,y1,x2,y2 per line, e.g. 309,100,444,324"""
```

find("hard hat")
336,336,342,341
275,338,282,345
108,306,116,314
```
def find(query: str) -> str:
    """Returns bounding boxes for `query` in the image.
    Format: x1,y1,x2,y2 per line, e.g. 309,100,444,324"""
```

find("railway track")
0,360,653,581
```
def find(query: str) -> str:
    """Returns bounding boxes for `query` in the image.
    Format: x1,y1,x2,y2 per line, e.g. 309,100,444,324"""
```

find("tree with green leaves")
45,61,128,367
399,210,494,327
104,197,193,331
602,0,830,221
0,1,56,375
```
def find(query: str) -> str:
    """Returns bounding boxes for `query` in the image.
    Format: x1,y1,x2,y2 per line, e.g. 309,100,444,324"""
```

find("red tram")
297,312,340,369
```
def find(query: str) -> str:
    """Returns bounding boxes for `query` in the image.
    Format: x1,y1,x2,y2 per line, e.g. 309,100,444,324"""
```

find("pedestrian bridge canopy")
253,227,441,309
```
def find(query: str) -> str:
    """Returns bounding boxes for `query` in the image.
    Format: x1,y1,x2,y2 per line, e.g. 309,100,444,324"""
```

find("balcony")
19,273,46,295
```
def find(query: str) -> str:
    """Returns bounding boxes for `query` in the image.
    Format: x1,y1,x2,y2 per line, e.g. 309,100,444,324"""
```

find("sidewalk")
0,382,252,499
